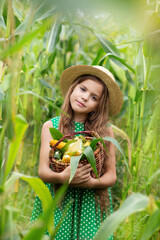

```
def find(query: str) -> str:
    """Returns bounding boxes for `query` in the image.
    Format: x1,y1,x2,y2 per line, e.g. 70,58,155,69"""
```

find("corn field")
0,0,160,239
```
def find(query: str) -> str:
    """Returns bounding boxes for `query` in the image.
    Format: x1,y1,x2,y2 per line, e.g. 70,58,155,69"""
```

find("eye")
80,87,85,92
91,96,97,101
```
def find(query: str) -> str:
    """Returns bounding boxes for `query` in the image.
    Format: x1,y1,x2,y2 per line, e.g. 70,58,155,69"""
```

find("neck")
73,114,86,123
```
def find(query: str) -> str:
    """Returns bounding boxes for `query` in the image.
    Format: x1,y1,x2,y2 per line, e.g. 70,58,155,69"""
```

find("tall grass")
0,0,160,239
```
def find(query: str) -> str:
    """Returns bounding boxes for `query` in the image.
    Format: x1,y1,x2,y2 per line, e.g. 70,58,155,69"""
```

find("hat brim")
60,65,123,116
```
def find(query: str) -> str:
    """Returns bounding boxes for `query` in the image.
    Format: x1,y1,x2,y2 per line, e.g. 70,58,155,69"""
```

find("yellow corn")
75,150,82,156
84,141,90,147
50,139,66,149
61,155,71,163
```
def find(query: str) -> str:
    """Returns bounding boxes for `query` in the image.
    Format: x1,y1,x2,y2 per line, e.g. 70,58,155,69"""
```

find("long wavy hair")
58,75,112,218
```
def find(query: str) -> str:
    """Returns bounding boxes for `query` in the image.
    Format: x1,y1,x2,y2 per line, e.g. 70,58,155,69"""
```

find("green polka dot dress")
31,116,114,240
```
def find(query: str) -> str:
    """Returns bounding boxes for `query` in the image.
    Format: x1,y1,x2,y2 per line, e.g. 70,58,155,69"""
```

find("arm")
38,120,65,183
71,126,116,189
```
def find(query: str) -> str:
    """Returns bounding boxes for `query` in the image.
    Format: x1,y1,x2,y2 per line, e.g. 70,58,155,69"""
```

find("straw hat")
60,65,123,116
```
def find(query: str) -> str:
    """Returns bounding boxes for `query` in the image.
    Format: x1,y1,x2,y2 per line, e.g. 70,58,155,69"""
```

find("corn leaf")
90,138,101,151
94,193,149,240
147,169,160,185
5,172,68,237
90,138,108,152
4,115,28,180
0,0,5,16
18,90,54,106
49,127,64,141
83,146,99,179
0,15,5,30
96,34,120,56
23,184,68,240
102,136,130,175
140,209,160,240
99,53,135,73
69,155,82,183
46,15,62,53
23,201,54,240
3,18,53,58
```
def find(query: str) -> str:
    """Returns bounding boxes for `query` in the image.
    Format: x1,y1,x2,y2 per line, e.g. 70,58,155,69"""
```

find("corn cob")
50,139,66,149
84,141,90,147
61,155,71,163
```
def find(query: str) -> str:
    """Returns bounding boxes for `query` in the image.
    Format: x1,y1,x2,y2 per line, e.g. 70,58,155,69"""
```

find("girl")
31,65,123,240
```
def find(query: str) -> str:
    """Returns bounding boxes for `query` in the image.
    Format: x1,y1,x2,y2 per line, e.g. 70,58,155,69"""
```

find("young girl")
31,65,123,240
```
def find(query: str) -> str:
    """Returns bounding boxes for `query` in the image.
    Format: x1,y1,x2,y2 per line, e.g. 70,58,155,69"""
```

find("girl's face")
70,78,103,122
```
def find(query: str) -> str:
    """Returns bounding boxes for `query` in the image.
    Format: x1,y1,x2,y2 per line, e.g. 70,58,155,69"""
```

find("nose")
82,92,89,101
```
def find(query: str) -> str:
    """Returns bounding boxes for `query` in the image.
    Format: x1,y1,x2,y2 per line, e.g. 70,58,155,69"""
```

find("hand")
61,163,92,184
71,176,96,189
70,163,92,185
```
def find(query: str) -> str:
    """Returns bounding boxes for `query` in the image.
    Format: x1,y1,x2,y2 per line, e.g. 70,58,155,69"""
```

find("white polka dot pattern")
30,116,114,239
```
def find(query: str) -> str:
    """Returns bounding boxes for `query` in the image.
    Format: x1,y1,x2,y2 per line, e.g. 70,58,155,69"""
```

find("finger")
81,168,92,175
79,175,91,183
81,164,92,170
78,163,83,168
79,172,91,181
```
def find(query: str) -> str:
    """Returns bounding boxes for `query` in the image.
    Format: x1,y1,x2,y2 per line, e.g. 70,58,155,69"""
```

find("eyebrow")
80,83,101,98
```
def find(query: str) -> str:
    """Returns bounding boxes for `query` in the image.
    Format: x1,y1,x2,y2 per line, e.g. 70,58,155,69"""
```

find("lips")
76,100,85,107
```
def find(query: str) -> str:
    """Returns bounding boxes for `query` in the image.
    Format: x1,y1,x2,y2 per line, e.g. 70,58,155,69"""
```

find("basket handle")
51,130,100,150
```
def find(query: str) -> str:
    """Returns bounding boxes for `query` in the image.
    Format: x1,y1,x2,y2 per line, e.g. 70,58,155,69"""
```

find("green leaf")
15,2,56,35
92,48,104,65
4,115,28,180
0,0,5,16
125,70,135,86
0,15,6,30
49,127,64,140
83,146,99,179
134,89,143,103
32,1,56,23
12,5,23,22
94,193,149,240
24,184,68,239
102,136,130,175
90,138,101,151
18,90,54,106
99,53,135,73
41,51,57,75
23,202,54,240
69,155,82,183
46,15,62,53
96,34,120,56
0,88,5,102
5,172,68,236
147,169,160,185
3,18,53,58
140,209,160,240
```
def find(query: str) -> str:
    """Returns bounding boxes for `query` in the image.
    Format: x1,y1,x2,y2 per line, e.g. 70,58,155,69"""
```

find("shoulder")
42,120,53,129
41,120,53,141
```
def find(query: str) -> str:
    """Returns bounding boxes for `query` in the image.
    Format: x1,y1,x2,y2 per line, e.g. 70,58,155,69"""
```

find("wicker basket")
49,131,104,178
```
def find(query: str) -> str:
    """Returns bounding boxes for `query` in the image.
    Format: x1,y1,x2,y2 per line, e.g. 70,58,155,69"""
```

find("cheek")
70,91,75,105
91,101,99,110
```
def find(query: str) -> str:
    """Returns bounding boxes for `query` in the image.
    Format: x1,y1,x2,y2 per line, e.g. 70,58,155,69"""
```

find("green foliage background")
0,0,160,239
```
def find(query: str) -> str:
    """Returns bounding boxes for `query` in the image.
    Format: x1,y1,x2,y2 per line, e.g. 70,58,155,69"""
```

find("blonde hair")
58,75,112,217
